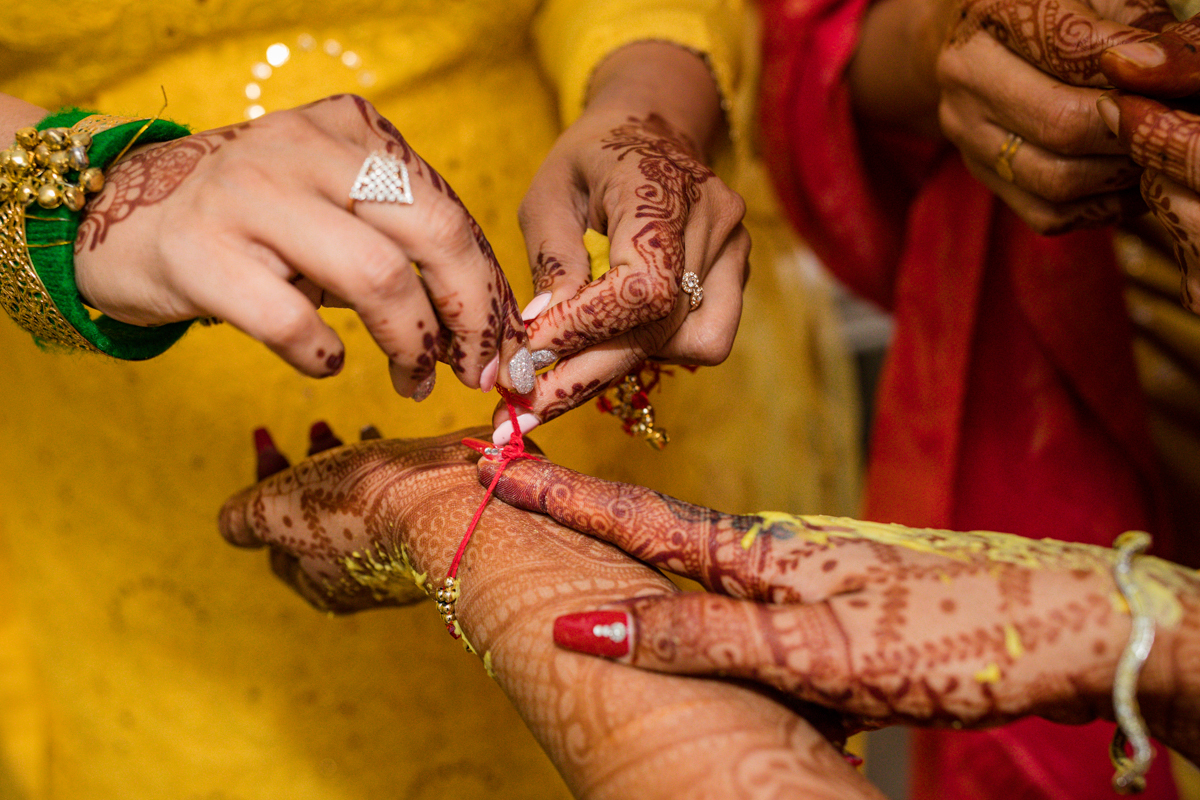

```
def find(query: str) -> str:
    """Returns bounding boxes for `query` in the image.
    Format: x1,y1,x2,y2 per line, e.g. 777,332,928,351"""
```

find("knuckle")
353,245,411,298
1031,159,1089,203
420,197,477,256
1033,99,1097,155
261,302,314,348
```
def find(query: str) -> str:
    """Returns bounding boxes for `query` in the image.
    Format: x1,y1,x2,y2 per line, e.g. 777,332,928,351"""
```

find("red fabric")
759,0,1176,797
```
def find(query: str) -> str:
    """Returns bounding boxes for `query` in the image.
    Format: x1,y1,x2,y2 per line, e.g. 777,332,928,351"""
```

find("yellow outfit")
0,2,858,797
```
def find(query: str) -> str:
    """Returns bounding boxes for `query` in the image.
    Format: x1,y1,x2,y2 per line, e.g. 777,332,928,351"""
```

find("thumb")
551,594,851,697
1101,20,1200,97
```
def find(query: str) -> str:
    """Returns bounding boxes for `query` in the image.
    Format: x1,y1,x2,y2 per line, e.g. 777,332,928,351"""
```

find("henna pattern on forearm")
75,126,248,253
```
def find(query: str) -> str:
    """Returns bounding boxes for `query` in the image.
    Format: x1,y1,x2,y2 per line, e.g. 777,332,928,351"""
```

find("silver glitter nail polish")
508,348,535,394
530,349,557,369
412,371,436,402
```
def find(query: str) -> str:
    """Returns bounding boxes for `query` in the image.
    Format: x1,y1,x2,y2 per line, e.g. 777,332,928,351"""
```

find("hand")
220,423,886,799
507,42,749,432
1096,22,1200,313
854,0,1174,233
480,456,1200,759
73,94,530,398
218,422,511,613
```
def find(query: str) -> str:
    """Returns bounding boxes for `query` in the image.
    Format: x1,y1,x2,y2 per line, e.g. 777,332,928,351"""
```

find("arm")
481,456,1200,768
218,426,885,800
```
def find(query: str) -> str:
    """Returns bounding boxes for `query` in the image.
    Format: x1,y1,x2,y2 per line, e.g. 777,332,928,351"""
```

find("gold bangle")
0,200,99,351
0,115,137,351
1110,530,1156,795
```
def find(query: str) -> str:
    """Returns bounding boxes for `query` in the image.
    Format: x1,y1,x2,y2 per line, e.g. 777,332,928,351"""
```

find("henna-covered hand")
218,424,888,799
854,0,1180,233
506,42,748,434
74,94,530,398
1098,90,1200,312
481,456,1200,764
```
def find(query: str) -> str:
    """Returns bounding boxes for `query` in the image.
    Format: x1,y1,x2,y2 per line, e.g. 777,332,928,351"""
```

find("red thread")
449,389,538,580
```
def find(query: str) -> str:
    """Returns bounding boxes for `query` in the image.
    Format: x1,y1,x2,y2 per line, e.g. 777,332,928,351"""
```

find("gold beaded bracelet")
0,111,191,356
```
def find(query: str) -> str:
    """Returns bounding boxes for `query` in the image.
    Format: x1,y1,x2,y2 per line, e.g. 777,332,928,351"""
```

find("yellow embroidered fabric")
0,2,859,798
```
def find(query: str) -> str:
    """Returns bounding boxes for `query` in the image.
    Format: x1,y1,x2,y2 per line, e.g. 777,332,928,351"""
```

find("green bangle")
22,109,192,359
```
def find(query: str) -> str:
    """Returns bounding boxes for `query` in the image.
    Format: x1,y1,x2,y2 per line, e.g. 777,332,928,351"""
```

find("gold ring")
994,132,1024,183
681,271,703,310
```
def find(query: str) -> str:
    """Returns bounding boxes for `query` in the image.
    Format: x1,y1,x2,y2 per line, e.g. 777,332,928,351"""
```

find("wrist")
584,41,724,157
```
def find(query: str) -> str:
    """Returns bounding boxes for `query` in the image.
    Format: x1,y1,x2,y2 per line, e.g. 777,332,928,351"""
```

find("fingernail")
412,371,436,402
492,412,541,446
253,427,291,481
509,348,535,394
1097,95,1120,136
553,610,631,658
531,349,557,369
359,424,383,440
307,421,344,456
480,354,500,393
324,350,345,377
521,291,552,322
1107,40,1166,68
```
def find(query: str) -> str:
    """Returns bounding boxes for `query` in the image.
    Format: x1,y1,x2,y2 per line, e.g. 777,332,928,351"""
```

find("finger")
518,162,593,305
1141,167,1200,312
1103,91,1200,189
939,39,1127,157
254,189,444,396
655,224,749,364
962,153,1145,235
956,0,1160,88
491,321,673,436
218,484,267,548
312,95,530,390
183,243,347,378
307,420,344,455
253,427,292,482
1102,20,1200,98
480,456,788,598
946,116,1140,202
551,595,853,704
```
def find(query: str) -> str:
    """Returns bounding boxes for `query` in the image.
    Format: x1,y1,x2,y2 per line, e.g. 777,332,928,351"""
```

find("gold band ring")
994,132,1024,183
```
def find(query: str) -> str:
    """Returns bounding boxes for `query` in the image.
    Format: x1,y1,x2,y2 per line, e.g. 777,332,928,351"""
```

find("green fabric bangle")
24,108,192,360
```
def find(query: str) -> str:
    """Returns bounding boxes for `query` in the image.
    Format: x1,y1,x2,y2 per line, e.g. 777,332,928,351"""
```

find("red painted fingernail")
553,610,631,658
253,427,291,481
307,421,344,455
359,424,383,440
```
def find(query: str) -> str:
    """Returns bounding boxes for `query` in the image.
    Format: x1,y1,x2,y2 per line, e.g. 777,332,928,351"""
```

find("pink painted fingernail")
1097,96,1120,136
480,354,500,393
412,371,436,402
521,291,552,322
492,412,540,446
1108,40,1166,68
553,610,631,658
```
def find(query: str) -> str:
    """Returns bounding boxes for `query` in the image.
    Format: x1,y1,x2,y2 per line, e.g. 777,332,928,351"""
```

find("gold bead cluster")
0,126,105,212
605,373,670,449
435,576,462,637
